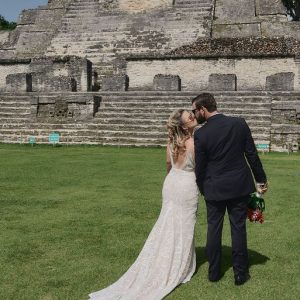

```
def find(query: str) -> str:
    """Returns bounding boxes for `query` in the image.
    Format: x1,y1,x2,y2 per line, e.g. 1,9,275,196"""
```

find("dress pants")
205,196,249,280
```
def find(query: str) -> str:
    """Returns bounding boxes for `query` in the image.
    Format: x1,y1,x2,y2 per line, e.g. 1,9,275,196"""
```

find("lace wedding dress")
89,150,199,300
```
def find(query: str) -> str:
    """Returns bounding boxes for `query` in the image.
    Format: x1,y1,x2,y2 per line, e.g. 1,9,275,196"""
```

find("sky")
0,0,48,22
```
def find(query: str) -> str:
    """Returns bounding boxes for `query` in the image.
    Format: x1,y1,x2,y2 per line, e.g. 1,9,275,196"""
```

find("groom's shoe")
208,273,223,282
234,273,250,286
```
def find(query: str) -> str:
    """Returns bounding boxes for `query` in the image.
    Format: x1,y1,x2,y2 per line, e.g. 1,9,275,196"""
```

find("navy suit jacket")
194,114,267,201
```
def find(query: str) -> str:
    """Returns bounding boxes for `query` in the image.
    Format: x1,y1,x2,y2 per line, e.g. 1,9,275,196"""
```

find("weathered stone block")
208,74,237,91
255,0,286,16
6,73,32,92
266,72,294,91
16,31,53,56
212,24,261,38
67,57,92,92
18,9,38,25
30,57,54,73
261,22,300,40
153,74,181,91
0,32,9,45
32,73,76,92
48,0,73,9
51,76,77,92
270,129,299,152
214,0,256,24
119,0,172,13
102,75,129,91
35,9,64,31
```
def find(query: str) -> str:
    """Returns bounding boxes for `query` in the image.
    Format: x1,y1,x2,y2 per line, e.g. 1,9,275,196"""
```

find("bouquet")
247,192,265,223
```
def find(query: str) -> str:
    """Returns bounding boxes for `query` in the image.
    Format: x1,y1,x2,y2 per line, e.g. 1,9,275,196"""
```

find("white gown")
89,151,199,300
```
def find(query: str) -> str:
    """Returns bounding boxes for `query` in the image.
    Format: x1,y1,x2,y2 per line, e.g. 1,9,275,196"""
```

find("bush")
0,14,17,31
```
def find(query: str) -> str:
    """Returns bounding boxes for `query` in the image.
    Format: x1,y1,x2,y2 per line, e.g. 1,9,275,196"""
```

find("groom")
192,93,268,285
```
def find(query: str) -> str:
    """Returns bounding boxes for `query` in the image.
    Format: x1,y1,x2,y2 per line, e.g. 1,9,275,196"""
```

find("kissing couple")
89,93,268,299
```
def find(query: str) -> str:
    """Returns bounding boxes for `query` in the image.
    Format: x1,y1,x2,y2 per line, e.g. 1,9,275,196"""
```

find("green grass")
0,144,299,300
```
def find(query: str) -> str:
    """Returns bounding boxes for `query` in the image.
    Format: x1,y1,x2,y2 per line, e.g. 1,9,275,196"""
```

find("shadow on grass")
195,246,270,275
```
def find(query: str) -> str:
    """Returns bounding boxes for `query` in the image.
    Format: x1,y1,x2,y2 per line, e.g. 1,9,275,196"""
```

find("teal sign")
256,143,269,150
49,133,60,144
28,136,36,145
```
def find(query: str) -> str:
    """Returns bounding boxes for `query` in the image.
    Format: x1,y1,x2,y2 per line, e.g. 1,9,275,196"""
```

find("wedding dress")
89,150,199,300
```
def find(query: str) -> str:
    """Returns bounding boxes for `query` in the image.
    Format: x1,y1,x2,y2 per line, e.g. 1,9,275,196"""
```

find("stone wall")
35,94,100,121
127,57,299,91
0,60,30,91
212,0,300,39
271,95,300,152
0,56,92,92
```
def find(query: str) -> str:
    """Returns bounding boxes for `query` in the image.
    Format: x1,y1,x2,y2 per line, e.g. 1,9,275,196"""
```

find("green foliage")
0,14,17,31
282,0,300,21
0,144,299,299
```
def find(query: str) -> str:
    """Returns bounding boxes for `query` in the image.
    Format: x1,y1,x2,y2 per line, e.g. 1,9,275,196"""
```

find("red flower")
247,208,264,224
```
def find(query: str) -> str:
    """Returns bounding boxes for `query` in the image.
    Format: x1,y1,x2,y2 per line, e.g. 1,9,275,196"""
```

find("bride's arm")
166,145,172,173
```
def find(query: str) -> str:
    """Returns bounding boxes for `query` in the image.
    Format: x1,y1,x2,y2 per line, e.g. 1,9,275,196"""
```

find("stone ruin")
0,0,299,151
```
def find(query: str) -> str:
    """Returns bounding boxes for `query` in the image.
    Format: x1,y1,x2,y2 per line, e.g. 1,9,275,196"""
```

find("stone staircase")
295,56,300,89
0,91,279,147
270,92,300,151
0,94,32,143
92,91,272,146
46,0,214,69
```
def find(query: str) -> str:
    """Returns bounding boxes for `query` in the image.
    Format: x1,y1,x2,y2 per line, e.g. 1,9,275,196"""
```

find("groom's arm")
194,130,207,195
242,119,267,184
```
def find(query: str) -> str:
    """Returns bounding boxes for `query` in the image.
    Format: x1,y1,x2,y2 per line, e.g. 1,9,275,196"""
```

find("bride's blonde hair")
167,109,190,159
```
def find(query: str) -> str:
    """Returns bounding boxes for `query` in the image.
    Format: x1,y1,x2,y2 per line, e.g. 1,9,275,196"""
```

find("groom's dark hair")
192,93,217,112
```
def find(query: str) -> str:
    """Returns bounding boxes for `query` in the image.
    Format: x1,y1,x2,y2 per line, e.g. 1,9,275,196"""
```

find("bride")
89,109,199,300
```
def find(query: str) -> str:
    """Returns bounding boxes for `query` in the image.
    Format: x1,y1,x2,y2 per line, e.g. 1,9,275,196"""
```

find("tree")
282,0,300,21
0,15,17,30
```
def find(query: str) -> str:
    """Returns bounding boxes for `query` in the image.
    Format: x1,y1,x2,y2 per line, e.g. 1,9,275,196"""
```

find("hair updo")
166,109,190,159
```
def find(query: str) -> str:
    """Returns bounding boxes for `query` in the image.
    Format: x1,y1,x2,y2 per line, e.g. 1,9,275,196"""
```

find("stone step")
64,7,211,16
100,95,275,103
0,117,31,124
0,101,31,106
98,91,300,97
0,117,270,130
0,104,33,112
100,95,274,102
0,91,270,97
176,0,212,3
0,132,269,147
0,97,32,102
0,129,167,139
0,123,270,137
173,7,212,13
93,115,271,125
0,124,270,138
0,134,167,145
0,132,268,147
94,113,271,124
100,101,272,109
96,110,271,119
0,112,31,117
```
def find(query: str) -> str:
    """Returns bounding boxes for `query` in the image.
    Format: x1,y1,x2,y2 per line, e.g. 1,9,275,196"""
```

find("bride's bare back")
166,137,195,172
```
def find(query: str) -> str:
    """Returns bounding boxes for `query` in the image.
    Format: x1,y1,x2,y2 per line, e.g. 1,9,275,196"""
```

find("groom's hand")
256,182,268,194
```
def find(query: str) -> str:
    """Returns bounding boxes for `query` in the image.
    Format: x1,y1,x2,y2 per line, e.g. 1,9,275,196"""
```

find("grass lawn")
0,144,299,300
